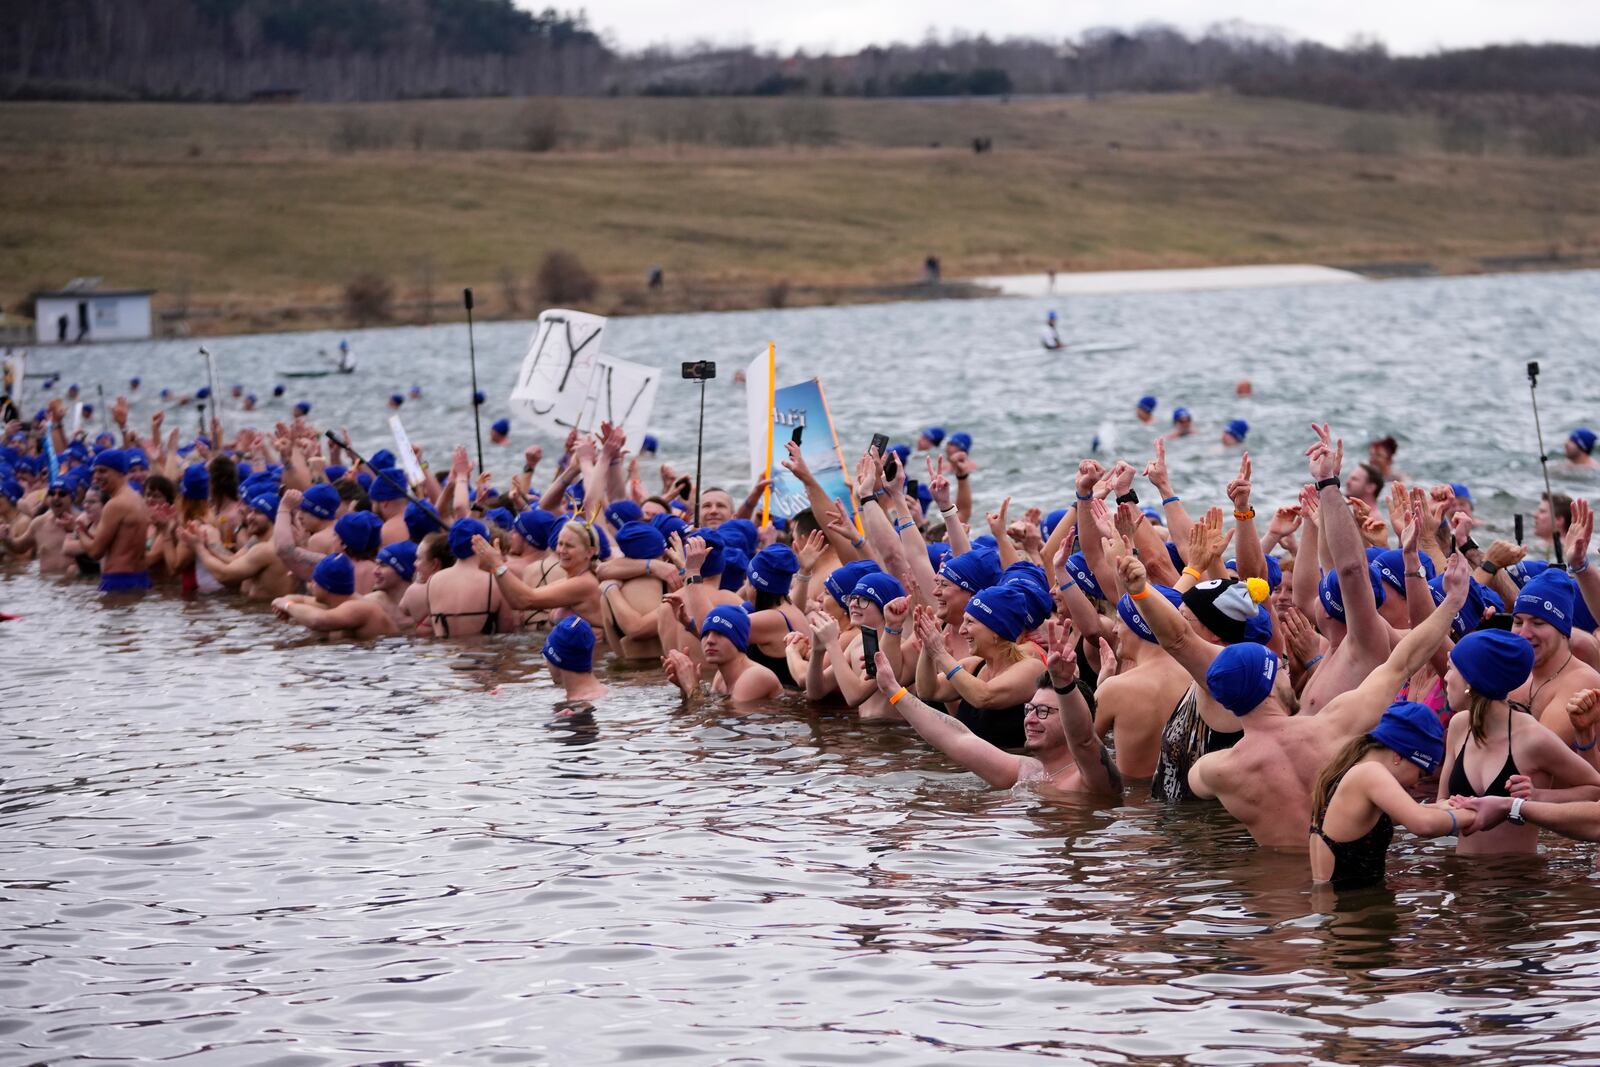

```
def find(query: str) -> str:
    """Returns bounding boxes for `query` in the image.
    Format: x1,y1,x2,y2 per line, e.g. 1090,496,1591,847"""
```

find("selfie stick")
323,430,439,522
1527,360,1563,564
693,365,713,524
464,288,483,475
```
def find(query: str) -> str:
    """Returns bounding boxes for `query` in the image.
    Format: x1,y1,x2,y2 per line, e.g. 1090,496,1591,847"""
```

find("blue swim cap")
390,394,405,407
1225,555,1283,591
851,571,906,611
965,584,1032,642
719,546,750,592
1451,482,1472,501
1062,552,1106,601
642,434,659,453
1571,427,1598,455
1371,549,1435,597
181,463,210,501
1371,701,1445,773
543,616,596,673
652,513,690,544
513,508,558,550
718,518,759,556
825,559,882,607
312,553,355,596
491,418,510,436
484,507,514,531
1449,629,1535,701
324,464,348,482
1318,567,1385,624
301,483,341,520
398,501,440,542
1206,642,1279,716
1505,559,1550,589
377,540,418,582
1117,584,1184,643
939,548,1002,595
246,492,279,521
447,517,488,559
1137,395,1157,413
335,511,384,556
601,502,646,531
473,390,486,406
294,401,310,416
273,384,286,397
1172,407,1191,423
1225,419,1249,441
91,449,128,475
927,541,953,570
1428,574,1486,639
1514,570,1576,637
689,527,726,576
701,605,752,652
922,426,946,446
749,544,800,595
369,469,408,503
948,432,972,453
615,520,666,560
195,387,210,400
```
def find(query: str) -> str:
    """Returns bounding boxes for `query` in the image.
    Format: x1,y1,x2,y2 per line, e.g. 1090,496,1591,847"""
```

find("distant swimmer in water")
1222,420,1248,447
1135,395,1157,424
1565,428,1598,470
1041,310,1063,351
1164,407,1194,440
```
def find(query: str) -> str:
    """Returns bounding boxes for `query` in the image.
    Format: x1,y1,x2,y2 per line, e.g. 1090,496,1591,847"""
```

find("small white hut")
34,279,154,344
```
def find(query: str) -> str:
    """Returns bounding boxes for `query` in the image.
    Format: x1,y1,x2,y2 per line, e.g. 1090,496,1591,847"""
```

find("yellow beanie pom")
1245,577,1271,604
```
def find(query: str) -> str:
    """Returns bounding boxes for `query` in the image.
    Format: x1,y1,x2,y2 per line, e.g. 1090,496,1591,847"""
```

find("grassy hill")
2,93,1597,333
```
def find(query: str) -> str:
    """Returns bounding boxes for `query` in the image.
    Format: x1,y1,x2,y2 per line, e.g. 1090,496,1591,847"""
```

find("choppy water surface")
7,272,1600,1064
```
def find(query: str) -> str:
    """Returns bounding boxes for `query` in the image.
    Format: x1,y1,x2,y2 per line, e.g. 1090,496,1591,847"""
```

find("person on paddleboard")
1041,310,1063,351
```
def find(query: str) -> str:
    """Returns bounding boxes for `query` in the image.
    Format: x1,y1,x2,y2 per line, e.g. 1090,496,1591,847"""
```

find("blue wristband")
1075,493,1092,502
945,664,964,680
1162,495,1180,505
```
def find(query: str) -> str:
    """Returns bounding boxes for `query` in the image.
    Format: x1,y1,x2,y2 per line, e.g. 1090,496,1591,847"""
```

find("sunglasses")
1023,702,1057,720
47,489,72,497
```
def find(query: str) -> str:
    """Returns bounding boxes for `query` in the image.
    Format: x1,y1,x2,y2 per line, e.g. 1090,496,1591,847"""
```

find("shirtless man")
1507,570,1600,744
663,605,782,706
697,487,734,528
368,541,418,631
1299,424,1399,715
1130,550,1471,847
5,480,76,573
368,468,411,547
271,553,398,640
1097,586,1197,779
80,450,152,593
298,483,344,554
275,489,381,594
183,492,297,600
873,621,1121,799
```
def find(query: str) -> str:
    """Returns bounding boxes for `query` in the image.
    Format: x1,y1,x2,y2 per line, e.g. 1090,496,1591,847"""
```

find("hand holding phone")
861,628,879,678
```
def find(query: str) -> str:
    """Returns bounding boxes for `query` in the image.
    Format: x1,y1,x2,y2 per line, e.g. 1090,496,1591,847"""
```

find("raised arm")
272,488,321,580
1227,453,1269,587
1311,425,1387,658
1322,553,1470,738
1144,438,1194,550
782,441,858,563
927,458,970,555
1043,620,1121,796
1113,543,1223,685
871,651,1021,788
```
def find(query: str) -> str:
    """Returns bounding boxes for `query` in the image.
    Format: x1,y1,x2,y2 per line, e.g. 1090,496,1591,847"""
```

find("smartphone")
883,453,899,481
905,478,920,501
870,432,889,457
790,424,804,446
681,360,717,380
1514,514,1524,545
1484,612,1514,632
861,627,879,678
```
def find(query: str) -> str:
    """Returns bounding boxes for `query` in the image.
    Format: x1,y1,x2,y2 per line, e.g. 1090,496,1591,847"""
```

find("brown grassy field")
2,92,1598,333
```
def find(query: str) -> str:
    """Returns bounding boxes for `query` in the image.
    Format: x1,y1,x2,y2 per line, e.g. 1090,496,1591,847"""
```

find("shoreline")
26,251,1600,344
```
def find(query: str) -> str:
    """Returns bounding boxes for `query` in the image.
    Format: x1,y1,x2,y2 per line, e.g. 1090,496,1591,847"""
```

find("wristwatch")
1314,476,1341,491
1507,797,1527,825
493,564,509,578
1116,490,1139,505
1480,560,1500,576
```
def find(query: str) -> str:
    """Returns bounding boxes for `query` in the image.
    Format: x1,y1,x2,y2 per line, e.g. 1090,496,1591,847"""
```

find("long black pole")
1527,361,1564,564
464,288,483,474
324,430,437,517
693,379,707,525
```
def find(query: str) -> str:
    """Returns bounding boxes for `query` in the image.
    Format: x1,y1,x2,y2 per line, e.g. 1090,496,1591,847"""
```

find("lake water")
6,270,1600,1064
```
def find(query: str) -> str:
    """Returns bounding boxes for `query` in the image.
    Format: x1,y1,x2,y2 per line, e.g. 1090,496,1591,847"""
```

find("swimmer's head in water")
543,616,596,673
312,553,356,599
701,605,751,660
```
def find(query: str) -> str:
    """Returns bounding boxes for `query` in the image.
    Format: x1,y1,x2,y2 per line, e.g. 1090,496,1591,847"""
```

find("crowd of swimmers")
6,381,1600,895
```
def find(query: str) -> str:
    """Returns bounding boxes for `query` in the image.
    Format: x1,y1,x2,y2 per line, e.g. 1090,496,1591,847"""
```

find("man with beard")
871,619,1121,799
183,492,297,600
4,480,77,574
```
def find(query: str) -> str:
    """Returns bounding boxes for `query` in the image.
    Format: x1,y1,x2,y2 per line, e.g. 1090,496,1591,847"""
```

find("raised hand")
1143,438,1172,494
1187,507,1233,572
1097,636,1120,678
1449,509,1474,549
1086,497,1118,543
873,651,901,695
1226,452,1252,511
1113,501,1141,541
683,535,709,572
1115,551,1147,595
1484,539,1526,569
947,449,977,477
1564,498,1593,568
1043,618,1079,689
780,439,812,482
1441,549,1470,602
280,487,304,510
913,603,946,653
884,595,911,632
1306,423,1343,481
1297,483,1320,526
1108,460,1136,497
1075,459,1106,499
471,534,505,572
524,444,543,471
808,610,840,647
451,444,471,479
1400,500,1422,556
663,649,698,696
926,456,952,512
1281,607,1320,667
1268,505,1303,540
664,589,696,632
853,450,882,497
824,500,854,541
1566,688,1600,741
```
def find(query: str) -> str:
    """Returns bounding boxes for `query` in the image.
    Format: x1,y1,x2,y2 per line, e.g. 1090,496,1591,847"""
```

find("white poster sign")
507,309,608,437
572,355,660,445
388,414,426,488
744,347,773,479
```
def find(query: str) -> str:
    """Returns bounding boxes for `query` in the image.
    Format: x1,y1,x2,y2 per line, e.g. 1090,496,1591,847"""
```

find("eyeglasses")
1023,702,1057,720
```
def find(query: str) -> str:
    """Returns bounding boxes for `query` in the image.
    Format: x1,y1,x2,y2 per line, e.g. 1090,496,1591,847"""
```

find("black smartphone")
883,453,899,481
1514,514,1524,545
681,360,717,381
870,432,889,457
673,475,692,500
905,478,920,501
861,627,879,678
1484,612,1514,632
790,424,804,446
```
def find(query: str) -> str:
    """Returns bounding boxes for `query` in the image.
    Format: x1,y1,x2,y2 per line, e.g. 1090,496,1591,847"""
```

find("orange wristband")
1129,587,1152,601
889,686,909,705
1182,566,1202,580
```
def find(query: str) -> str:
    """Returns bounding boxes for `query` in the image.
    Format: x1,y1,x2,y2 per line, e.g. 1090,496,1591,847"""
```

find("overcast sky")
574,1,1600,56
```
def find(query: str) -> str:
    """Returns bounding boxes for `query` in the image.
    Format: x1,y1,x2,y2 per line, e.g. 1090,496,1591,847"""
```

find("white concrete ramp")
972,264,1366,297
